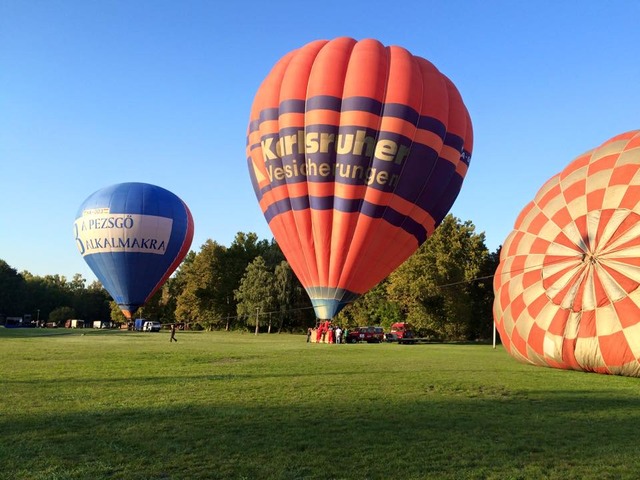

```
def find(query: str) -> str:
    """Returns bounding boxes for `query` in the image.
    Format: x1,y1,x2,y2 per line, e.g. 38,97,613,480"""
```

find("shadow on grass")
0,328,128,338
2,390,640,480
0,369,402,386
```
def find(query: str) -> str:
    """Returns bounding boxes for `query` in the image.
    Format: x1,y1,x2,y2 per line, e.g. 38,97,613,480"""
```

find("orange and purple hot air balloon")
247,37,473,319
494,130,640,377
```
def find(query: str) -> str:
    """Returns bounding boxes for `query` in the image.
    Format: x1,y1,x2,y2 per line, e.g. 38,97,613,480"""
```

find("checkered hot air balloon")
246,38,473,320
493,130,640,377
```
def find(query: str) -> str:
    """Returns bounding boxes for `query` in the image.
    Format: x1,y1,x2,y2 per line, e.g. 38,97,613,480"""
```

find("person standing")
335,326,342,344
327,325,334,344
170,324,178,342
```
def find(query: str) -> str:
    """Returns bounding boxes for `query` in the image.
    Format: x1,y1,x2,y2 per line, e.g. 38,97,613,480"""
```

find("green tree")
336,279,403,329
273,260,297,332
174,233,276,331
387,214,490,341
175,239,228,329
139,288,168,322
161,251,196,324
110,301,129,324
72,279,111,321
235,256,276,334
222,232,273,329
68,273,86,292
272,259,316,332
467,246,501,340
22,273,70,322
0,260,26,318
49,306,76,326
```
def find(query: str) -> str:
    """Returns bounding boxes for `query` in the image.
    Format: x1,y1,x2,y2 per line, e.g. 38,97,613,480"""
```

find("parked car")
347,326,384,343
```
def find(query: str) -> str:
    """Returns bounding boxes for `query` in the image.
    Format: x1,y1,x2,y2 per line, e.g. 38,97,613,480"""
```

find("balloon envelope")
493,130,640,377
74,182,194,318
247,38,473,319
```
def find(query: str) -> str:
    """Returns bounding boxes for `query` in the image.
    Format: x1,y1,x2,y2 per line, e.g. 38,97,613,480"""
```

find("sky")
1,0,639,284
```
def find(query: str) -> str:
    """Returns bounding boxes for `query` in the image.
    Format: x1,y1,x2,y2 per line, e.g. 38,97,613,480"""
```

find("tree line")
0,215,500,341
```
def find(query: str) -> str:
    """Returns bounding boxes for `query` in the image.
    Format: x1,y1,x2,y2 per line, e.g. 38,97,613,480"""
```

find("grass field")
1,328,640,480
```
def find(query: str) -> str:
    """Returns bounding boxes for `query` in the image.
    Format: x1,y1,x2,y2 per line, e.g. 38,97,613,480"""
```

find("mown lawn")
1,328,639,479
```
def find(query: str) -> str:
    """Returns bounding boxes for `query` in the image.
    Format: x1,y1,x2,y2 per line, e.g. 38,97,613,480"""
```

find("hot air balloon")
247,37,473,319
74,182,194,319
493,130,640,377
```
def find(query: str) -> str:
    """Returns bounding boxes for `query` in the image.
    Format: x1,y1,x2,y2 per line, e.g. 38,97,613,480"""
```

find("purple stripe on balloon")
247,141,261,153
383,103,420,128
247,96,450,142
248,119,260,133
309,195,333,210
279,99,306,114
332,197,360,213
413,160,458,216
461,149,471,167
247,157,262,201
417,116,447,139
306,95,343,111
258,107,279,125
444,133,464,154
264,195,427,244
432,174,464,225
341,96,383,114
358,201,426,244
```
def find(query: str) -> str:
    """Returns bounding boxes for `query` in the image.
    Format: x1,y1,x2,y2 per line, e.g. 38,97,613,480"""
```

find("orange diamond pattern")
494,130,640,377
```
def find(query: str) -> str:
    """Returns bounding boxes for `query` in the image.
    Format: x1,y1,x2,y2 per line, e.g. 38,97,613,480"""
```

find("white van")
143,321,162,332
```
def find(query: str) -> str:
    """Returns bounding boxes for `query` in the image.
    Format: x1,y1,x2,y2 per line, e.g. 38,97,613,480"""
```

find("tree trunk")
254,308,259,335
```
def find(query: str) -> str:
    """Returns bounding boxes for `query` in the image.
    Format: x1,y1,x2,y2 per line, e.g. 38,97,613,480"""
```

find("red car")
347,326,384,343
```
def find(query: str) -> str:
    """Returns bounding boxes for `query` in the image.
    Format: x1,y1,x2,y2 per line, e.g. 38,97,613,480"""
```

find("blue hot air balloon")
74,182,194,318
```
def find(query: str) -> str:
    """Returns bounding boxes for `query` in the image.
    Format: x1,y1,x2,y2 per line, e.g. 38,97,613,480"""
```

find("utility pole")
493,320,497,349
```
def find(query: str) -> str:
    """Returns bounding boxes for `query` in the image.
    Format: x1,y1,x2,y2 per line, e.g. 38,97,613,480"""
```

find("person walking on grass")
170,324,178,342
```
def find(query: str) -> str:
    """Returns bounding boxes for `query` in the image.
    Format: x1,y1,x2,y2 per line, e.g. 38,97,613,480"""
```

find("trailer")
133,319,148,331
65,319,85,329
3,316,34,328
93,320,114,329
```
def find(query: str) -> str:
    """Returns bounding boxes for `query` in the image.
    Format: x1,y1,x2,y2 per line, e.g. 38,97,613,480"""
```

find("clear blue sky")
1,0,639,283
